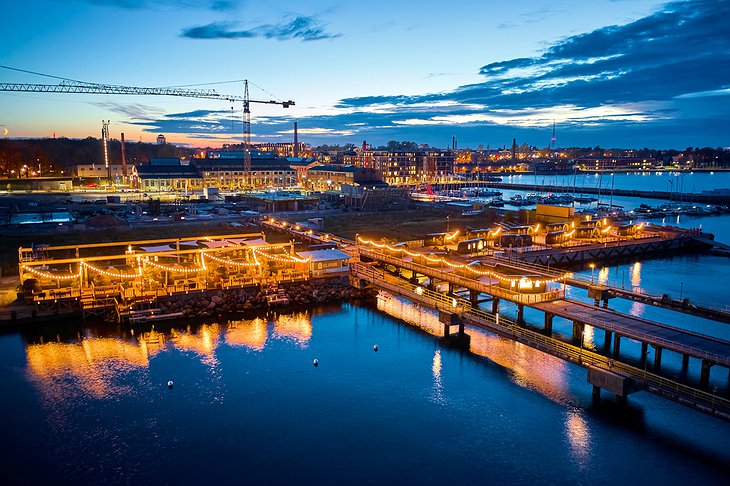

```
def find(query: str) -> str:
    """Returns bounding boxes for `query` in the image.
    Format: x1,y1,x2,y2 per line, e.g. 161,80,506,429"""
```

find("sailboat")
573,172,597,203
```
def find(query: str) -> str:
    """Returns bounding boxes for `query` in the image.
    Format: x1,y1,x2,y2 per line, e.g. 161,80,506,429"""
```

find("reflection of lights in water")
431,350,444,404
582,326,595,351
631,262,641,288
226,318,268,350
171,323,221,367
565,409,591,468
376,292,441,336
469,328,575,406
273,312,312,347
26,337,150,402
628,300,645,318
597,267,609,285
138,329,166,357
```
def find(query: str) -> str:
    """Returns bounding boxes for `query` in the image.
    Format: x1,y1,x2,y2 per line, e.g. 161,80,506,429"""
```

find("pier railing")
359,247,564,305
360,266,730,417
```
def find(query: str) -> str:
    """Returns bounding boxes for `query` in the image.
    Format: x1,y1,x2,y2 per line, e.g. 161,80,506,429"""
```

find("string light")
252,248,310,264
81,261,142,279
142,258,205,274
21,265,79,281
202,252,260,267
444,230,459,241
357,237,572,284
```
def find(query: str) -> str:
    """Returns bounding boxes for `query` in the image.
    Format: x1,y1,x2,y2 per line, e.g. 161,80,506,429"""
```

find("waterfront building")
137,158,202,192
345,149,455,185
296,248,351,277
74,163,137,180
195,154,297,189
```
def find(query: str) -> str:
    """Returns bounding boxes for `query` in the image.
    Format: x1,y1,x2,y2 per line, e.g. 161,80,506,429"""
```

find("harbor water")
1,303,729,485
1,171,730,484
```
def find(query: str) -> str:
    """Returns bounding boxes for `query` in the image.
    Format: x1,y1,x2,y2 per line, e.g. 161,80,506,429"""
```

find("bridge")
354,243,730,420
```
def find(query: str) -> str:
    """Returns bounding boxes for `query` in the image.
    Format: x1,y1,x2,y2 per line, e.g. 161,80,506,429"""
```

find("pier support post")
613,334,621,358
469,290,479,308
602,299,609,309
593,299,600,307
572,321,584,345
603,331,613,352
653,346,663,371
592,385,601,401
458,319,465,336
681,354,690,374
544,312,553,335
448,282,455,296
443,322,451,338
700,360,713,390
641,342,648,367
492,297,500,315
517,304,525,326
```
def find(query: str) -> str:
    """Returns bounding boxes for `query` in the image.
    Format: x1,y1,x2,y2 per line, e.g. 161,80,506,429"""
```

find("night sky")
1,0,728,149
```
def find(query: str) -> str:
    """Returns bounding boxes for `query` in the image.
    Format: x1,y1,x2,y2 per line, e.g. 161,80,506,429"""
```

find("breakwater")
486,182,730,204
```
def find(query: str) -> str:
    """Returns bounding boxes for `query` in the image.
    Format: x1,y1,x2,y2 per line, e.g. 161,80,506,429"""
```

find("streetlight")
589,263,595,285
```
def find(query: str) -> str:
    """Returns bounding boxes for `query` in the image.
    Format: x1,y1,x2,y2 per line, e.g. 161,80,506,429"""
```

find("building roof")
137,163,199,178
149,158,182,166
296,249,351,262
308,165,361,173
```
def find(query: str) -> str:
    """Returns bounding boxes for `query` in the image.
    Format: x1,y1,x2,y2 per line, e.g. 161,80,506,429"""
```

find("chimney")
120,132,127,179
452,135,456,150
293,122,299,157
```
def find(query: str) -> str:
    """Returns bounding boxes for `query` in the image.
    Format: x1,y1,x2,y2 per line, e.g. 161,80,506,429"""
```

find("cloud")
325,0,730,147
90,101,166,119
121,0,730,148
181,16,341,41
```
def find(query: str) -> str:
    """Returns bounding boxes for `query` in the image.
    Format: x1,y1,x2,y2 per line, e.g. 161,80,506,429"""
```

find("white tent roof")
296,249,350,262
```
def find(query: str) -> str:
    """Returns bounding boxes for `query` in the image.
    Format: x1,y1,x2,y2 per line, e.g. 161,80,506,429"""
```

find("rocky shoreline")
148,280,377,320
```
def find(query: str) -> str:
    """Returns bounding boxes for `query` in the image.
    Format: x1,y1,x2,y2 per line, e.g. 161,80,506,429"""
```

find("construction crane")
0,79,294,178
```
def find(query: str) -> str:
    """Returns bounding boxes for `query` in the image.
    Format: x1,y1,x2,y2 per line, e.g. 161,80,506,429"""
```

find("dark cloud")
181,16,340,41
180,22,256,40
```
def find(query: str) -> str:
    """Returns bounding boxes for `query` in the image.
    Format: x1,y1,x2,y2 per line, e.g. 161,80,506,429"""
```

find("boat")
574,196,598,203
266,289,290,307
461,209,484,217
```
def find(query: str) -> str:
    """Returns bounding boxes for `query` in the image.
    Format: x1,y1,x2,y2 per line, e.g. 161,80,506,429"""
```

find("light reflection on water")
272,312,313,347
631,261,642,289
226,317,268,350
26,337,151,402
468,327,577,407
376,291,580,407
431,350,444,404
565,409,592,469
376,293,442,335
24,313,314,406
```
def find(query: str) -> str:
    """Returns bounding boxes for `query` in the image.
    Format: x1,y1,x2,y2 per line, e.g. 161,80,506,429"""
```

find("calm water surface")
1,303,729,485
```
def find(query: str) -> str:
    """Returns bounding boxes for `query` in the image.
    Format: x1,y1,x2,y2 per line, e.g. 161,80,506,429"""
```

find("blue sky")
1,0,728,149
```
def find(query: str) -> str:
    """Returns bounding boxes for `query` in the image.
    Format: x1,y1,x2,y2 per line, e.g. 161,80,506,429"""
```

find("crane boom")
0,81,294,107
0,79,295,187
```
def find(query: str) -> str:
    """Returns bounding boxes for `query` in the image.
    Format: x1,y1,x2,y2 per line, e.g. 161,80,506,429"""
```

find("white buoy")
313,359,319,367
167,380,174,389
373,344,379,352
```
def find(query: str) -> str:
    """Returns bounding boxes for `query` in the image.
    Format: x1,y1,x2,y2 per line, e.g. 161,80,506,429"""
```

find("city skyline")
1,0,729,149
